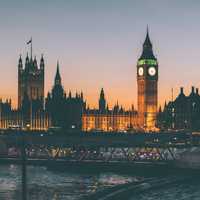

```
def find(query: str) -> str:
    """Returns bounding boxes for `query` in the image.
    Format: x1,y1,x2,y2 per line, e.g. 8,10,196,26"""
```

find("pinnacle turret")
18,55,23,70
100,88,105,98
55,61,61,85
33,56,38,69
99,88,106,112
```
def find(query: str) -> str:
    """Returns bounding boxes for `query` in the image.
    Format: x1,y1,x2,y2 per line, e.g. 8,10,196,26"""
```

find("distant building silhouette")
0,51,49,130
158,87,200,130
0,98,50,130
0,56,86,130
45,62,86,129
0,30,161,132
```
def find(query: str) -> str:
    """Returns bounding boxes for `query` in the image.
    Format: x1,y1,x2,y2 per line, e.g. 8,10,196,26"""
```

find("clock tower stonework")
137,29,158,130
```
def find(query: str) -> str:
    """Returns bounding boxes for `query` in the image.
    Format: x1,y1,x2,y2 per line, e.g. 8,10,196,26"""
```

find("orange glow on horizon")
1,86,191,111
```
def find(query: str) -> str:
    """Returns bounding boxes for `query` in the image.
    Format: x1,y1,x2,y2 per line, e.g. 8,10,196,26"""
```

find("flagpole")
31,37,32,59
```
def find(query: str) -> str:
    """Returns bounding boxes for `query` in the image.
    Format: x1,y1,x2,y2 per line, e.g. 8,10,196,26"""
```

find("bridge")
1,129,200,200
0,129,199,165
0,129,197,147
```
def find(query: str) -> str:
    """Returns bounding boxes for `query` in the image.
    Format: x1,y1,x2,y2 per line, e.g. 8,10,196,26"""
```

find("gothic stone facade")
18,54,44,109
82,88,138,132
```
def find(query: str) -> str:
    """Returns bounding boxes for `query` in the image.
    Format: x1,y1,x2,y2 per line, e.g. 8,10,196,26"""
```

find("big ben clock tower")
137,28,158,130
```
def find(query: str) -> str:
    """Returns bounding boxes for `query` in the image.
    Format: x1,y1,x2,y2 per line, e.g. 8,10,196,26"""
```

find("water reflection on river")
0,164,134,200
130,181,200,200
1,164,200,200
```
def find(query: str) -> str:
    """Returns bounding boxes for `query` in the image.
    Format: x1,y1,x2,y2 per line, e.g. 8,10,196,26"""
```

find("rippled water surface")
0,164,200,200
130,181,200,200
0,164,135,200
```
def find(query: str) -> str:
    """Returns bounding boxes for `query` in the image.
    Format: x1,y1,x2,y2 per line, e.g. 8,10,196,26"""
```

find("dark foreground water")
0,164,200,200
0,164,135,200
130,181,200,200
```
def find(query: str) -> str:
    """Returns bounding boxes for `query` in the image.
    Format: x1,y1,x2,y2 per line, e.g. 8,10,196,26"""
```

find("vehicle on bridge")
8,125,22,130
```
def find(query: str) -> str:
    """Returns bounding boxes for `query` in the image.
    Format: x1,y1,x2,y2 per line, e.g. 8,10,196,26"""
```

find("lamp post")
21,130,27,200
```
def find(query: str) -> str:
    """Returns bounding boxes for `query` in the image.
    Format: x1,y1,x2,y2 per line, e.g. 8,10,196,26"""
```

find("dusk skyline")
1,0,200,108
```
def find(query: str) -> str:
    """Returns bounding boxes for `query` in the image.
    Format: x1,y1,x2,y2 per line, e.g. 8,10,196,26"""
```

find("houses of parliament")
0,30,160,132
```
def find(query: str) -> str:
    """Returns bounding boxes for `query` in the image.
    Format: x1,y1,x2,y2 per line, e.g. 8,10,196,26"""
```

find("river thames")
0,164,200,200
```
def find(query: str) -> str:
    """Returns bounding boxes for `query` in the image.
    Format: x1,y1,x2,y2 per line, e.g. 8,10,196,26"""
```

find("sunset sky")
0,0,200,109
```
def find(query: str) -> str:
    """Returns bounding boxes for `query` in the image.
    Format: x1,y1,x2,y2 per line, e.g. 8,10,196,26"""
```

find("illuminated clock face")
148,67,156,76
138,67,144,76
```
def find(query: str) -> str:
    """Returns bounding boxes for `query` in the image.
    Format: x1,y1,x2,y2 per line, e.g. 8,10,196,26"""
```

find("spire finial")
55,60,61,85
69,90,72,98
57,61,60,73
146,25,150,40
144,25,151,45
56,60,60,74
100,87,105,99
159,105,162,113
19,54,22,62
41,54,44,62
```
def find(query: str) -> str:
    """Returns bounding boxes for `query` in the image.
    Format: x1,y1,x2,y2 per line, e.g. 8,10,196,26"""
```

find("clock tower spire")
137,28,158,131
140,27,155,60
